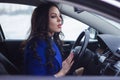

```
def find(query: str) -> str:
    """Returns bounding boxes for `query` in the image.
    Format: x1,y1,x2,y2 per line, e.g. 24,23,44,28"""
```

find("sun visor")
97,34,120,58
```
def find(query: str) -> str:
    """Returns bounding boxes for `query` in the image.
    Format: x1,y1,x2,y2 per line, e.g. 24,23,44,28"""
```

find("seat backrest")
0,62,8,75
0,52,19,74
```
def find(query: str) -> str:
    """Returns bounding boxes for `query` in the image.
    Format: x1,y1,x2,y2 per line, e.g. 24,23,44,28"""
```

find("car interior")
0,0,120,78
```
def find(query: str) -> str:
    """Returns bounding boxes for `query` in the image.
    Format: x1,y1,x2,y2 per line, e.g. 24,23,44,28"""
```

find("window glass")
0,3,35,40
0,3,89,41
62,15,89,41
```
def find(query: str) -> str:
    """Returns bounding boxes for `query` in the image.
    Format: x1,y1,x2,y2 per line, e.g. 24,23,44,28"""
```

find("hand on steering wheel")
69,30,90,75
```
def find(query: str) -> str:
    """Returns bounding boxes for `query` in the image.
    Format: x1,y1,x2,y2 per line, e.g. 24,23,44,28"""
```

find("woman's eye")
51,15,56,18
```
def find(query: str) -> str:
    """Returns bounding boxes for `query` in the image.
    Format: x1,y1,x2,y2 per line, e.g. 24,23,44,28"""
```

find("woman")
24,2,74,77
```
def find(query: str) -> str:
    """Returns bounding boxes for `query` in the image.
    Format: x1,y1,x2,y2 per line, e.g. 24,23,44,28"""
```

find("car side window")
62,15,89,41
0,3,35,40
0,3,90,41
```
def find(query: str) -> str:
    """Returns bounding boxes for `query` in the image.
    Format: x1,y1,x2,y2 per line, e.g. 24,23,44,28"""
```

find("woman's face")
48,6,62,36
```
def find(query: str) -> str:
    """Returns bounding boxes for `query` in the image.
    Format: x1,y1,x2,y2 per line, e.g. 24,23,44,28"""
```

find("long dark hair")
24,2,64,68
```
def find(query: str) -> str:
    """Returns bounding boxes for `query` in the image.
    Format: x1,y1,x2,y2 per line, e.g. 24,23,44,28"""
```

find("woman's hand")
54,53,74,77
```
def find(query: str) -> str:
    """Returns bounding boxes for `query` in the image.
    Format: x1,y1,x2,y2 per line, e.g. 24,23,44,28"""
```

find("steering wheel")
71,30,90,58
68,30,90,75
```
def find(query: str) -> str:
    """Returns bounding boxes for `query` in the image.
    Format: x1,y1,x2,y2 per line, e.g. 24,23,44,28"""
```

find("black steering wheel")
71,30,90,58
68,30,90,75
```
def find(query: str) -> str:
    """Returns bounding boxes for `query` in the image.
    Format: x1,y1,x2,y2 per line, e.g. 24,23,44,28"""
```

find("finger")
66,53,74,63
70,60,74,67
67,53,74,59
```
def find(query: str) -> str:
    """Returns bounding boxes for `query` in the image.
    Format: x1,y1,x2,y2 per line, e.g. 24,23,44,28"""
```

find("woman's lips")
57,24,62,28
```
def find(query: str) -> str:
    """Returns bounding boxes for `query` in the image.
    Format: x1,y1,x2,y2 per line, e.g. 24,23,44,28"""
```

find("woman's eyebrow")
50,12,60,15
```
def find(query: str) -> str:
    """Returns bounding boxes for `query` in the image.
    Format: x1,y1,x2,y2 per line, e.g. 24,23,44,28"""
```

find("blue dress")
24,38,62,76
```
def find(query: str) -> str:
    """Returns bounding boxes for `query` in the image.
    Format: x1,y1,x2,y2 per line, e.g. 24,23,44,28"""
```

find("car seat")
0,52,19,74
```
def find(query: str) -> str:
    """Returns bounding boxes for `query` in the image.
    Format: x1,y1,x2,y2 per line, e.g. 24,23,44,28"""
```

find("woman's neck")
48,32,54,37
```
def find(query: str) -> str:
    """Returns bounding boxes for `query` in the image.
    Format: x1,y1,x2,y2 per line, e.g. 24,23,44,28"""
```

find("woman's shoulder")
27,38,46,46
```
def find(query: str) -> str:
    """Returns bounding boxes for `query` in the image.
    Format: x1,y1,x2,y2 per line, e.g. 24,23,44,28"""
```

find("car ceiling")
0,0,120,35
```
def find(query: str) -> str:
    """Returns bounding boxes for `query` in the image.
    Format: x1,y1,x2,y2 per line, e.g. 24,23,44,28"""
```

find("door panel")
0,40,24,74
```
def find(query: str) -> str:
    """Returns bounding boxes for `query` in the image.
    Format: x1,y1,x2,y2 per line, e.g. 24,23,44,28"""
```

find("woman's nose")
57,16,62,22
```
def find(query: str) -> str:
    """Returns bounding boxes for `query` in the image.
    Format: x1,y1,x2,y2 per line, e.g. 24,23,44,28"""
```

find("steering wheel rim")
71,30,90,57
